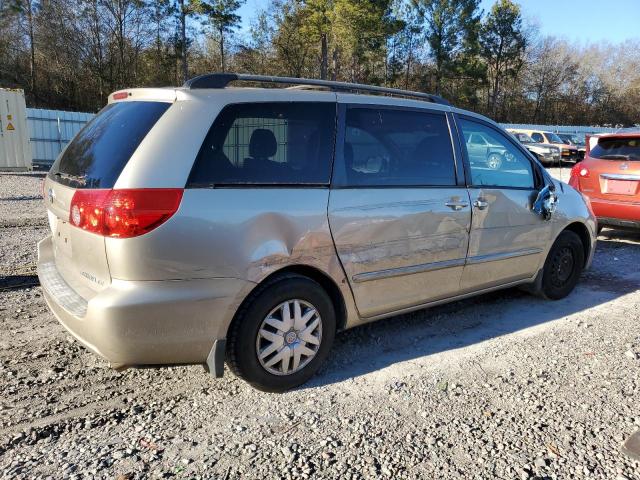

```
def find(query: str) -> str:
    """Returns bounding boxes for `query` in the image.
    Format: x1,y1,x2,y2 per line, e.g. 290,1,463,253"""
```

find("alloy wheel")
256,299,322,376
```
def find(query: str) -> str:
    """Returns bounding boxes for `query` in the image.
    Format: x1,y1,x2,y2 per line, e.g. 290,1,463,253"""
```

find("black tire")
226,274,336,392
540,231,584,300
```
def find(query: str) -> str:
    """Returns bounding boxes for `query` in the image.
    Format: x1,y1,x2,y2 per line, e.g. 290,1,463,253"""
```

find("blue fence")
499,123,621,135
27,108,95,166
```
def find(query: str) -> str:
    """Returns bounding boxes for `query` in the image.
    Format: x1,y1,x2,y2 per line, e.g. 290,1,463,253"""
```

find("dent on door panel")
329,188,471,319
105,188,359,323
461,188,550,291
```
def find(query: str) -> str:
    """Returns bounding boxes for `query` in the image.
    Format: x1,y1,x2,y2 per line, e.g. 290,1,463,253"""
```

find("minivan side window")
459,118,535,189
334,107,456,187
188,102,335,186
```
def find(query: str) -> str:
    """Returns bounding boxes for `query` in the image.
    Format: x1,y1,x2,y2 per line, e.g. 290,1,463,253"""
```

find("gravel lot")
1,171,639,479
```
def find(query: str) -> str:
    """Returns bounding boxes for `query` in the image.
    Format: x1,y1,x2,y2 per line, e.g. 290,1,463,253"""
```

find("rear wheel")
539,231,584,300
226,274,336,392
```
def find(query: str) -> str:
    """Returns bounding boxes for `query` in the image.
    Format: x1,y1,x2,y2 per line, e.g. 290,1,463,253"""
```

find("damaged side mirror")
533,184,558,220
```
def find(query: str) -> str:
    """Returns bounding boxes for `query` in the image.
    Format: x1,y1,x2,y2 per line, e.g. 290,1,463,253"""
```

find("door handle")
445,200,469,211
473,199,489,210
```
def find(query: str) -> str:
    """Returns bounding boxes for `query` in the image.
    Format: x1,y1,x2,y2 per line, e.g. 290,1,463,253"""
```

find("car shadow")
598,227,640,244
304,238,639,389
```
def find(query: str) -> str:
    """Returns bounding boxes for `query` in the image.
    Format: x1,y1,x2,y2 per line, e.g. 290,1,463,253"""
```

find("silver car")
38,74,597,392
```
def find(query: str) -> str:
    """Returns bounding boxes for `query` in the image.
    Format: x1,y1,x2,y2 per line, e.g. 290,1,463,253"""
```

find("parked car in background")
557,133,586,160
462,131,513,169
37,74,597,392
509,131,561,166
569,132,640,231
509,129,579,163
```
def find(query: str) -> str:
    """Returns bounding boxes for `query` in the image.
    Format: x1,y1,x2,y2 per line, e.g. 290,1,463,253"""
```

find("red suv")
569,133,640,230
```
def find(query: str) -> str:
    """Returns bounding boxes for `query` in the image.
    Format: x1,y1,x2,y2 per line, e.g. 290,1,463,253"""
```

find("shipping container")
0,88,32,171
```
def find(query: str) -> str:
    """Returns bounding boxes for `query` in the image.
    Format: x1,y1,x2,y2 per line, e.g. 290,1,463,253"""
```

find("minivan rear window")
591,137,640,160
49,101,170,188
188,102,336,186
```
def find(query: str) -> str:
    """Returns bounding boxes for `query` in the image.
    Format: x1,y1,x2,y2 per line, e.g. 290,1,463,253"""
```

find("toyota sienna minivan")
38,74,596,392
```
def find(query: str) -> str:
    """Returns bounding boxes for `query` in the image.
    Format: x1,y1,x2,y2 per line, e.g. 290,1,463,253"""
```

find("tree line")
1,0,638,126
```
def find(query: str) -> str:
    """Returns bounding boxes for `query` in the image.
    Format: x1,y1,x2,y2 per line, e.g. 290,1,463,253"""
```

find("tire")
226,274,336,392
539,231,584,300
487,153,503,170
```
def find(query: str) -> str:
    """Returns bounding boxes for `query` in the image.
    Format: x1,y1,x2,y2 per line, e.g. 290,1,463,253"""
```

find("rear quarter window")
49,101,170,189
188,102,336,186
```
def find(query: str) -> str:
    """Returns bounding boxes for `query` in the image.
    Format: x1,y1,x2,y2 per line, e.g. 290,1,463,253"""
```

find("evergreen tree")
411,0,482,96
201,0,244,72
480,0,526,117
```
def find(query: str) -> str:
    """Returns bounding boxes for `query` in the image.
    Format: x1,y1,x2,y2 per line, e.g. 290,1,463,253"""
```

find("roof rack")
183,73,450,106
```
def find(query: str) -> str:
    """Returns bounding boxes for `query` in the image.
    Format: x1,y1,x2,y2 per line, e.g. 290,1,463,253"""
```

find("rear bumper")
597,217,640,230
534,152,556,164
590,197,640,225
37,236,251,372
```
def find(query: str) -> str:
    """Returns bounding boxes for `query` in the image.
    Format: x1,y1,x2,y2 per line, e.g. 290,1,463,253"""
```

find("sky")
237,0,640,45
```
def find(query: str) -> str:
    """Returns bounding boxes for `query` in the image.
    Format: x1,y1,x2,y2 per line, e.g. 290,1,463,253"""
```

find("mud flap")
205,339,226,378
518,267,544,296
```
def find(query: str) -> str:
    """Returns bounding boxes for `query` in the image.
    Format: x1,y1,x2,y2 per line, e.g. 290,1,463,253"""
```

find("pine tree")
480,0,526,117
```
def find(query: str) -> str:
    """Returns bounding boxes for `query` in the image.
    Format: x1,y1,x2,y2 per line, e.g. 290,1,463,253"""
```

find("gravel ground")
1,171,639,479
0,173,46,279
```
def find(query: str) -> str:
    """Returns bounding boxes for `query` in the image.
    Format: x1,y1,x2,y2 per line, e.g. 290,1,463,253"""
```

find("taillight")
570,163,589,178
69,189,183,238
569,163,589,189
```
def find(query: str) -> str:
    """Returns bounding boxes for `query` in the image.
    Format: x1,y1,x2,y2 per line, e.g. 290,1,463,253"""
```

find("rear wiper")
53,171,87,185
599,154,630,160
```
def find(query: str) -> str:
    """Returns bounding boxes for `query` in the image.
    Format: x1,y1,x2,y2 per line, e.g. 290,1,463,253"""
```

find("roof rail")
183,73,451,106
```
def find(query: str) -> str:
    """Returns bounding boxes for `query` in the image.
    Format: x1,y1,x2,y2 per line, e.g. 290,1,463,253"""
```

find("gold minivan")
38,74,597,391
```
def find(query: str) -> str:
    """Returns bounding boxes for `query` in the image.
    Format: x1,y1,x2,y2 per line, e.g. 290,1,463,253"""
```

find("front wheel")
226,274,336,392
539,231,585,300
487,153,503,170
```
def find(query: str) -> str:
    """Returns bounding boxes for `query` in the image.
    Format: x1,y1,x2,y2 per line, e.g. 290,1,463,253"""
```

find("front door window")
459,119,535,189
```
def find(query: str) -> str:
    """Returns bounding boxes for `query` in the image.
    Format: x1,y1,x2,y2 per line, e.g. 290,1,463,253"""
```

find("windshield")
560,134,585,146
49,101,171,188
546,132,564,144
514,133,533,143
590,137,640,160
571,136,585,147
